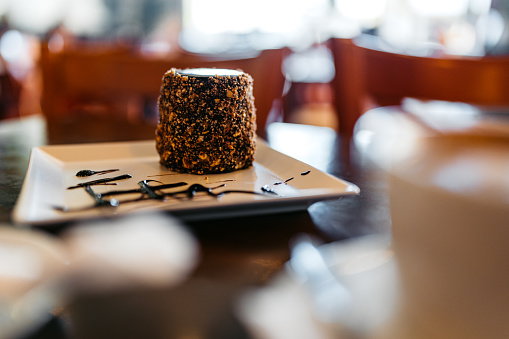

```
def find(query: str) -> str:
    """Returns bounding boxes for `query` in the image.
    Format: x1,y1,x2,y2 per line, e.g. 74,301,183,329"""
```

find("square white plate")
12,139,359,225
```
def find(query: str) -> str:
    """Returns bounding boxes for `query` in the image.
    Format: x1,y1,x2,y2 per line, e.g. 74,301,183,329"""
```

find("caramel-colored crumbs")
155,68,256,174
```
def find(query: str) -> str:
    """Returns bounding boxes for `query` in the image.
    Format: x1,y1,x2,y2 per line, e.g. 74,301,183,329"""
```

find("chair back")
330,37,509,137
40,42,286,143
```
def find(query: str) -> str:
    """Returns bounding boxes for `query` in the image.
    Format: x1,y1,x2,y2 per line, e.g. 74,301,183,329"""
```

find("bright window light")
407,0,469,18
334,0,387,26
0,30,28,63
186,0,257,34
470,0,492,15
63,0,109,36
8,0,67,33
184,0,329,35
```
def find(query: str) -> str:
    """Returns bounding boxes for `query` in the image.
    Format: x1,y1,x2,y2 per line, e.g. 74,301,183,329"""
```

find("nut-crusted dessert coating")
156,68,256,174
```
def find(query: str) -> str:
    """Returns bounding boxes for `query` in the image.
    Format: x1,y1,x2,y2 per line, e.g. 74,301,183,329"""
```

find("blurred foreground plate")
236,235,397,339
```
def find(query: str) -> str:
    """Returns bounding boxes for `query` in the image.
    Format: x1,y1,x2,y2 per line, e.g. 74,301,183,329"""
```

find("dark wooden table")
1,115,391,339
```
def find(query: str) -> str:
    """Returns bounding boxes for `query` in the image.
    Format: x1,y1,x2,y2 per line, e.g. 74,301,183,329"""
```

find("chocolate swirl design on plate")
56,168,310,213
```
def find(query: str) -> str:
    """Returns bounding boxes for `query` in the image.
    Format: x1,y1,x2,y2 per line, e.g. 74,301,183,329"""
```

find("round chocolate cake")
156,68,256,174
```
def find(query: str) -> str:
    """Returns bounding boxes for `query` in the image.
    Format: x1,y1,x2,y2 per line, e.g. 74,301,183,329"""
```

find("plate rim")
13,138,359,226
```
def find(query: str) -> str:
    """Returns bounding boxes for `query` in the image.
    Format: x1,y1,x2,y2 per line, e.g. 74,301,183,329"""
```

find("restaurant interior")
1,0,509,338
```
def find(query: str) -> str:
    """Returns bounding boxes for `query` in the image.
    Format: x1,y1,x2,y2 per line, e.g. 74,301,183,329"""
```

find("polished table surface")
0,115,391,339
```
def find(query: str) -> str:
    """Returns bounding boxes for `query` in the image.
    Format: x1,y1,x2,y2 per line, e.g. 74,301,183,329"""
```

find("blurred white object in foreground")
237,235,397,339
0,226,68,339
62,212,199,292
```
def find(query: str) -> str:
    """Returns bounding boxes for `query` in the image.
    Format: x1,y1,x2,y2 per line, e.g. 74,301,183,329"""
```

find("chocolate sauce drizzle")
56,179,276,213
67,174,133,190
75,169,120,177
261,185,277,194
58,167,310,213
273,176,296,186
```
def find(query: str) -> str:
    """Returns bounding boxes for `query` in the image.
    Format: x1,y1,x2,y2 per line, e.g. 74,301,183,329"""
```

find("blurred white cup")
377,133,509,338
355,106,509,338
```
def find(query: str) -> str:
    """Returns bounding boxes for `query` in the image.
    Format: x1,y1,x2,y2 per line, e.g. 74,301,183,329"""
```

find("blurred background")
0,0,507,142
2,0,504,53
2,2,509,338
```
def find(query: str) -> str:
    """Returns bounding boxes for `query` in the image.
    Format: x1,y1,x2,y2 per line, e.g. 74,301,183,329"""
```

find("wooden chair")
0,55,21,120
330,37,509,139
39,41,287,144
